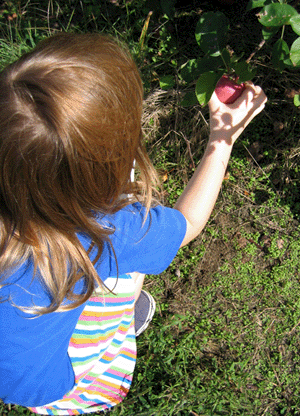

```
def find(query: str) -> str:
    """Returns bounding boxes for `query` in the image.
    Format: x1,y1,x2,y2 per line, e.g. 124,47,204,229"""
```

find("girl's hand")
208,83,267,145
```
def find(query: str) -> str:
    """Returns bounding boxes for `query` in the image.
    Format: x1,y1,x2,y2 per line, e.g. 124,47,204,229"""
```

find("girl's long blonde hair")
0,33,158,315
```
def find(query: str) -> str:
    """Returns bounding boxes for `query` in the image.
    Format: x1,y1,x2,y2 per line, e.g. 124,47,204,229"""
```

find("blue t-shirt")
0,203,186,407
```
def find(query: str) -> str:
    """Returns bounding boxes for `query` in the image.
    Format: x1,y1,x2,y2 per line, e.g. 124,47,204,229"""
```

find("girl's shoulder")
89,203,187,277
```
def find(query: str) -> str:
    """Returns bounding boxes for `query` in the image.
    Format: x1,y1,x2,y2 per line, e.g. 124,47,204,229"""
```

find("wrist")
209,122,246,145
207,135,234,155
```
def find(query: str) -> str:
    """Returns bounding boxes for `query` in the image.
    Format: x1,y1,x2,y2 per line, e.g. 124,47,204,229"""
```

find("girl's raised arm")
174,83,267,247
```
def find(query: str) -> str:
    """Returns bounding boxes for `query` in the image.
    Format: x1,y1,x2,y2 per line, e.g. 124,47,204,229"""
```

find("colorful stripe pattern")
29,274,136,415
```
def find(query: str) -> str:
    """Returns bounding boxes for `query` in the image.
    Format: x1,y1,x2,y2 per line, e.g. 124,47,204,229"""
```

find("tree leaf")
246,0,272,11
290,15,300,36
290,37,300,66
180,91,199,107
258,4,298,27
159,75,175,90
262,25,280,41
272,38,290,72
233,61,257,82
180,56,223,84
195,12,229,56
195,71,221,106
221,48,231,68
160,0,176,19
283,57,295,67
180,59,199,84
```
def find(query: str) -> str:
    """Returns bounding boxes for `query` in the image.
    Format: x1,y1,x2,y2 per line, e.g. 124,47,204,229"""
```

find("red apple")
215,75,246,104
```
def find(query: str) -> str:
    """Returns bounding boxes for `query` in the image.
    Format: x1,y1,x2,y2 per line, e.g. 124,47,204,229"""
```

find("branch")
246,39,266,64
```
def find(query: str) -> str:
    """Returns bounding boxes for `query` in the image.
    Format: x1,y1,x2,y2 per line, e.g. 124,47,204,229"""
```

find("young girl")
0,33,267,415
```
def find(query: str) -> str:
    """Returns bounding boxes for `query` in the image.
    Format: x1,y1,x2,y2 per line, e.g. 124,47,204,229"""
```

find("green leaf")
159,75,175,90
272,38,290,71
180,59,199,83
233,61,257,82
262,25,280,41
195,12,229,57
180,56,223,84
180,91,199,107
290,37,300,66
290,15,300,36
195,71,221,106
160,0,176,19
246,0,272,11
283,57,295,67
221,48,231,68
258,4,298,27
294,94,300,107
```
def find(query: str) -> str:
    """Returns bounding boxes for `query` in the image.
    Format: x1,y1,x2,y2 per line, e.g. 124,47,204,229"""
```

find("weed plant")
1,1,300,415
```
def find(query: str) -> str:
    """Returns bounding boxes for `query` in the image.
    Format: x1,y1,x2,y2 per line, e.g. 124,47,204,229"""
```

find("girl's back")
0,33,187,413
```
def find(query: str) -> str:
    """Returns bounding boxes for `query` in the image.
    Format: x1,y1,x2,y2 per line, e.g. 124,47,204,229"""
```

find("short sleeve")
80,203,187,279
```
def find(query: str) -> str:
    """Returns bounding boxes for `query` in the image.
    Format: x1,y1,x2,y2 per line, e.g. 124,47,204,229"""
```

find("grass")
1,0,300,415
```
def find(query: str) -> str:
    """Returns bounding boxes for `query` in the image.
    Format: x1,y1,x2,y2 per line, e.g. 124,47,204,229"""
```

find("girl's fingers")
208,91,221,112
209,83,267,116
208,83,267,143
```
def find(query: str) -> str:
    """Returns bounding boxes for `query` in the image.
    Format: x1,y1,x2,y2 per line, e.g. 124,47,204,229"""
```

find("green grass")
1,0,300,415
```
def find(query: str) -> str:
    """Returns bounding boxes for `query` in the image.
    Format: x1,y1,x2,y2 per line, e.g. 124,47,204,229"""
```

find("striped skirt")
29,274,136,415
